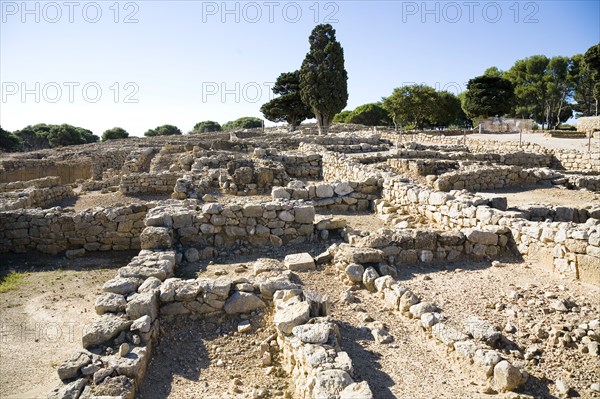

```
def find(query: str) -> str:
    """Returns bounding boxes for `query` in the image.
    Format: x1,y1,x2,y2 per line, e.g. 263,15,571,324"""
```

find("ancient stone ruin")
0,125,598,398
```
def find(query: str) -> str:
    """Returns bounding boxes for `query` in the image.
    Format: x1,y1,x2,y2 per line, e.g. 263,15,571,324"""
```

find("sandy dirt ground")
0,252,136,399
136,244,600,399
468,132,600,153
48,191,170,212
477,184,600,208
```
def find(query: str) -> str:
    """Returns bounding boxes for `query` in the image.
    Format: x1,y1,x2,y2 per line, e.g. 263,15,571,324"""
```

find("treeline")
0,116,266,153
486,46,599,128
0,124,100,152
2,35,597,151
263,43,599,131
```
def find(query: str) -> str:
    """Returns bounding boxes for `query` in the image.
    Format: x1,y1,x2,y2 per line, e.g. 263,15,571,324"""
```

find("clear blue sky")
1,0,599,136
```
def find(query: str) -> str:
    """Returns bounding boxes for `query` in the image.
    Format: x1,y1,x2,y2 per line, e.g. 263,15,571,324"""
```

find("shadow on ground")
336,320,395,399
0,250,138,275
393,252,525,282
137,316,211,399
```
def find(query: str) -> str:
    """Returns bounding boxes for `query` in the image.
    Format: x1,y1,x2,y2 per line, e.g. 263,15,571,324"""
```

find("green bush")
12,123,98,149
222,117,262,131
191,121,222,133
102,127,130,141
556,124,577,131
332,110,352,123
346,103,391,126
0,127,21,152
144,124,182,137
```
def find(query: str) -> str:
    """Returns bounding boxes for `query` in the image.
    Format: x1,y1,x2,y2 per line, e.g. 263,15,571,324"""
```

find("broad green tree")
543,56,577,129
0,126,21,152
144,124,182,137
260,71,313,131
14,124,52,150
222,117,262,131
433,91,468,128
462,75,514,122
13,123,97,149
583,44,600,115
77,127,99,143
191,121,222,133
572,54,596,116
382,84,439,130
484,66,503,77
332,110,351,123
102,127,130,141
299,24,348,134
504,55,549,124
346,103,391,126
504,54,588,127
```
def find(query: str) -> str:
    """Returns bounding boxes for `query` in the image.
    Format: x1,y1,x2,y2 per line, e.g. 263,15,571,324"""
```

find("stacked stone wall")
0,204,147,254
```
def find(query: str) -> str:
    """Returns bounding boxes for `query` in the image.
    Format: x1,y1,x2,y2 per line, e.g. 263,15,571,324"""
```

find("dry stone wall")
0,185,74,211
377,177,600,283
388,158,460,177
272,180,380,212
49,249,176,399
273,152,322,179
577,116,600,133
564,174,600,191
321,150,389,186
329,240,528,393
0,204,147,254
0,176,75,210
90,149,131,180
50,241,372,399
118,172,181,195
121,148,156,174
431,166,558,192
316,146,599,284
0,159,92,183
393,147,554,168
274,291,373,399
142,201,316,257
337,226,513,267
382,132,600,173
0,175,61,191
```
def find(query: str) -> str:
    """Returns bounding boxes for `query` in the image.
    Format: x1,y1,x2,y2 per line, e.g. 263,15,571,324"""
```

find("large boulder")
340,381,373,399
126,291,159,321
82,314,132,349
291,323,332,344
274,302,310,334
57,351,92,381
284,252,316,272
224,292,266,314
294,206,315,224
315,184,334,198
463,316,502,346
464,229,498,245
140,227,173,250
312,369,353,398
493,360,526,392
95,293,127,315
336,244,384,264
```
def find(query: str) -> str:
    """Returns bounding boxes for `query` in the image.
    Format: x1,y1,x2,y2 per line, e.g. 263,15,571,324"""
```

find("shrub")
222,117,262,131
191,121,222,133
144,124,182,137
0,126,21,152
102,127,130,141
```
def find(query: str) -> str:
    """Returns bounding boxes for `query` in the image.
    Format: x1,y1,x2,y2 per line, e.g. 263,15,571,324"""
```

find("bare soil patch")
477,184,600,208
469,132,600,152
138,312,291,399
47,191,170,212
0,251,136,399
392,257,600,398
